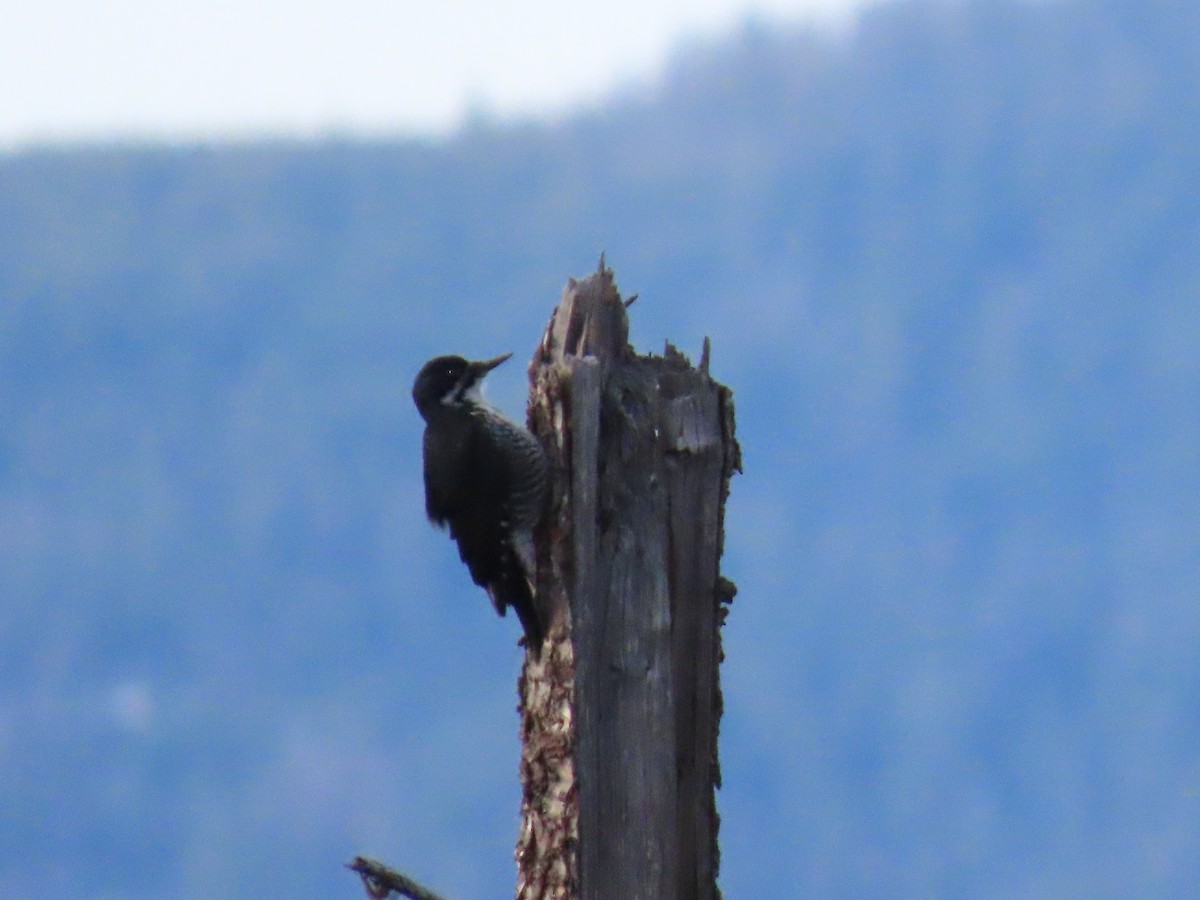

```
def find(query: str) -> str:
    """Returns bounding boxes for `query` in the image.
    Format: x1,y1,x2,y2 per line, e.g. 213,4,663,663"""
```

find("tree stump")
516,262,740,900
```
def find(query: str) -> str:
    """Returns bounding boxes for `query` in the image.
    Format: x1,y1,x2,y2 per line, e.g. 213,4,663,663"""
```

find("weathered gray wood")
660,350,735,898
518,261,739,900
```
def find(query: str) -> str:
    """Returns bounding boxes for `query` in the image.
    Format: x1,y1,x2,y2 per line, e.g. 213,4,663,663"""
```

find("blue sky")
1,0,876,146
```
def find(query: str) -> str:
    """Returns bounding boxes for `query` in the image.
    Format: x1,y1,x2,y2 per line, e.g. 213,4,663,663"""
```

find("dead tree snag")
517,261,740,900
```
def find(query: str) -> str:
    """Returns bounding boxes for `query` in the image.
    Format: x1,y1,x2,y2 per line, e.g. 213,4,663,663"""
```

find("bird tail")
487,577,544,654
511,588,545,655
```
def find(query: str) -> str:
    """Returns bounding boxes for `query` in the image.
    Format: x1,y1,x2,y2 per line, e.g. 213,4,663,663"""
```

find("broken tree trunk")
516,262,740,900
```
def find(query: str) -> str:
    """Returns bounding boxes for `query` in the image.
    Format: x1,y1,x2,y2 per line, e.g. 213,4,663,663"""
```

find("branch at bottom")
345,856,451,900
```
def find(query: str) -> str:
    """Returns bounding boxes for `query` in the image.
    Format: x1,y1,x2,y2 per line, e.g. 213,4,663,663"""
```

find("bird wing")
422,409,546,651
422,415,474,526
422,411,512,591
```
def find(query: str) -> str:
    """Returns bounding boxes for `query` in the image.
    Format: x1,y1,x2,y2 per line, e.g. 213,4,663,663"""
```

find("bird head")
412,352,512,419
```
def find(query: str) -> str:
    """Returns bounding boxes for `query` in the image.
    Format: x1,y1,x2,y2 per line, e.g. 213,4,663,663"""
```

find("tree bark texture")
516,263,740,900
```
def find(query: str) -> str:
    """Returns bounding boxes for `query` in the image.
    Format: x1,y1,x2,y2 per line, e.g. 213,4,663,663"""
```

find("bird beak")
474,352,513,375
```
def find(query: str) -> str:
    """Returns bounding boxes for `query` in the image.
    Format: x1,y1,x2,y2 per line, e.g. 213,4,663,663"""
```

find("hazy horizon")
1,0,877,149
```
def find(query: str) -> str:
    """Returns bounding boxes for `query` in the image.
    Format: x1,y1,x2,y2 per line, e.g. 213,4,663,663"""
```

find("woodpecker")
412,353,549,652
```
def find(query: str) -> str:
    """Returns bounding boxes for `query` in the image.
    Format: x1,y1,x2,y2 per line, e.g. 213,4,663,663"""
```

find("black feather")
413,354,547,652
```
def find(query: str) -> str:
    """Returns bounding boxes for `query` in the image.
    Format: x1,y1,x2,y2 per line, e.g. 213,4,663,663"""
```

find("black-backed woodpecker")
412,353,549,652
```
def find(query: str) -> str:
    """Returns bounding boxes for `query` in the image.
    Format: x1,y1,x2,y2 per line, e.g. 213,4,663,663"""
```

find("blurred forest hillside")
2,0,1199,896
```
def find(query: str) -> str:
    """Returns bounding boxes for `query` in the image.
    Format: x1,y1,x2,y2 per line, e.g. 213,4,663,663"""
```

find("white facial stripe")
462,381,485,404
440,369,487,406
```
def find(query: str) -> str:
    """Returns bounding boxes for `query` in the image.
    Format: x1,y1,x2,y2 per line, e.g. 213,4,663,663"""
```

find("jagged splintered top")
538,256,631,364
